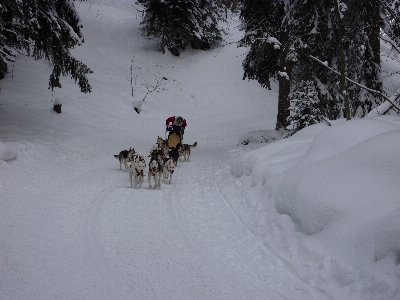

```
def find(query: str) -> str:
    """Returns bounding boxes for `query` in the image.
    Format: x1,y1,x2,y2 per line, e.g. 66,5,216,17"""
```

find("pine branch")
265,36,400,113
299,51,400,112
380,36,400,57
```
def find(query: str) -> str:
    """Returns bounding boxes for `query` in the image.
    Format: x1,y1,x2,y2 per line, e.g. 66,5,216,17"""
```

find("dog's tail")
114,155,119,159
191,142,197,148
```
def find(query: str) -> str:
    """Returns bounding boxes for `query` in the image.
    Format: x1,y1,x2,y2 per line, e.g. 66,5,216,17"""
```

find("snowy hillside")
1,1,400,299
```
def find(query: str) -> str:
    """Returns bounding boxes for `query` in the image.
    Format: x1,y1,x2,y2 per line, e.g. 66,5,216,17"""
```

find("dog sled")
166,126,182,165
166,126,182,149
167,132,181,149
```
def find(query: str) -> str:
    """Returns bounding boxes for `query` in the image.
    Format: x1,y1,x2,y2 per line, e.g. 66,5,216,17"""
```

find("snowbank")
0,141,17,161
231,115,400,285
238,129,282,145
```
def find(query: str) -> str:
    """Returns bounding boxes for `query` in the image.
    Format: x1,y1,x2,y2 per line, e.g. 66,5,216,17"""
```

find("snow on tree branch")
263,35,400,113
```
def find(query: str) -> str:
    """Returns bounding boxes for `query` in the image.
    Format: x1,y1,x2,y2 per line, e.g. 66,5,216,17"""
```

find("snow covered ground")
1,1,400,299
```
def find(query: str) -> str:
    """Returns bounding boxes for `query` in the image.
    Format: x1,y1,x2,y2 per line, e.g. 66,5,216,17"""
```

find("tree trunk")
0,60,7,80
365,1,382,92
367,5,381,67
333,0,351,120
231,0,240,11
275,30,292,131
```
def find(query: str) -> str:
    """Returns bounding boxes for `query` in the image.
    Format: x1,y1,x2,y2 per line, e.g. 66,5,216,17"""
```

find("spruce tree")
238,0,284,90
239,0,293,130
239,0,400,132
287,81,323,132
0,0,92,93
139,0,222,56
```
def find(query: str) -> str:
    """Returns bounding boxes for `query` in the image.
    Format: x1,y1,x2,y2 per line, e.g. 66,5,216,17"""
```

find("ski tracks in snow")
169,148,334,300
79,165,134,299
79,147,334,299
82,184,133,299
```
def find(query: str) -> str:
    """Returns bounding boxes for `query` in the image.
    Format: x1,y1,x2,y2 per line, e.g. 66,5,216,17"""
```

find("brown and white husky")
178,142,197,161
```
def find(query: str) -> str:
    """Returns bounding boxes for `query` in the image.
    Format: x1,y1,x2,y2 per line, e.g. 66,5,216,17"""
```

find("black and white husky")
148,158,162,189
114,148,135,170
163,157,175,184
168,146,180,166
178,142,197,161
128,154,146,188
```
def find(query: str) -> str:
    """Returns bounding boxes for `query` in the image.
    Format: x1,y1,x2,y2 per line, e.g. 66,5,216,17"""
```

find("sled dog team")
114,137,197,189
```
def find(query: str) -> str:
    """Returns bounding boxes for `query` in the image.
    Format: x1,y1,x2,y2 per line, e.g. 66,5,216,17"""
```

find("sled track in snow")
80,166,132,298
211,153,335,300
166,147,335,300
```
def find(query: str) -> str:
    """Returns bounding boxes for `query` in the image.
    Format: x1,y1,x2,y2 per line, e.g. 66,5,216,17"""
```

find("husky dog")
178,142,197,161
133,153,146,164
156,136,169,156
163,157,175,184
148,158,162,189
150,144,164,157
128,157,146,188
114,148,135,169
168,146,180,166
127,150,136,164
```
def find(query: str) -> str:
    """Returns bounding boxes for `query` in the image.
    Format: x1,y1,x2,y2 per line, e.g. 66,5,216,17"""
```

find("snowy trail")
87,154,258,299
55,139,334,299
165,147,335,300
0,134,336,299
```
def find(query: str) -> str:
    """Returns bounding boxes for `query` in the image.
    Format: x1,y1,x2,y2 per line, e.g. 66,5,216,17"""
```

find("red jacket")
166,116,187,128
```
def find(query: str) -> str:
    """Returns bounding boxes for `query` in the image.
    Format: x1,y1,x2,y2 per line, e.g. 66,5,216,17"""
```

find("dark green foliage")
238,0,284,89
289,0,348,120
0,0,92,93
239,0,400,130
139,0,222,56
287,81,323,132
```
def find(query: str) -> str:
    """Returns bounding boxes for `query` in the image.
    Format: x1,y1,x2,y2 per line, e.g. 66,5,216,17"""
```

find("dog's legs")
154,173,158,189
152,172,158,188
134,174,139,188
169,172,172,184
135,175,138,188
129,170,133,188
115,155,122,169
148,173,153,189
157,172,161,188
138,174,143,188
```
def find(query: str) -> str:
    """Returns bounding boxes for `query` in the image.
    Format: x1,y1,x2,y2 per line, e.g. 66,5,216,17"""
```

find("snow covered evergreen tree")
238,0,284,90
239,0,400,132
239,0,294,131
283,0,343,120
287,80,323,132
139,0,222,56
0,0,92,93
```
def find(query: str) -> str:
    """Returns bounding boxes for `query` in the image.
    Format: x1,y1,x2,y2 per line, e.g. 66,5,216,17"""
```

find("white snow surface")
1,1,400,299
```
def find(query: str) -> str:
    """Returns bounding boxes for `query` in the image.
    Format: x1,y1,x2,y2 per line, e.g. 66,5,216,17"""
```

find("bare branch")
380,36,400,57
142,76,165,103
